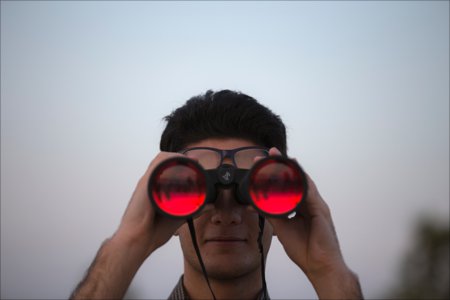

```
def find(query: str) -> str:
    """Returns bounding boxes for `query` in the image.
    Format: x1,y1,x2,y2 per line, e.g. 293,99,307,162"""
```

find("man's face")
175,138,274,280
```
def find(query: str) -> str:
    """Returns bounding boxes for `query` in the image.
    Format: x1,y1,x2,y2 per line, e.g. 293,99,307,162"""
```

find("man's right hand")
70,152,186,299
113,152,187,259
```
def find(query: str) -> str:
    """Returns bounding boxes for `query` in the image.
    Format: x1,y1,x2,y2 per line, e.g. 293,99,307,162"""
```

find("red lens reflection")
249,159,304,215
151,160,206,217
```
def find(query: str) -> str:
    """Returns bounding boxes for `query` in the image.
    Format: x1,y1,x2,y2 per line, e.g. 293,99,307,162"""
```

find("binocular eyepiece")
148,156,307,218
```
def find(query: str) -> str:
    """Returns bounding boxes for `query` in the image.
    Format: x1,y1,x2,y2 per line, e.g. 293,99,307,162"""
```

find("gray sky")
1,1,449,299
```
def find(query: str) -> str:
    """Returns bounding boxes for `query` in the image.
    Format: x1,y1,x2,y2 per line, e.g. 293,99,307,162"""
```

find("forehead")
185,138,259,150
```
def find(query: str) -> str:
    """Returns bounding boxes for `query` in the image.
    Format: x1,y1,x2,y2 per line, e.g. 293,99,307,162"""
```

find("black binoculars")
148,156,308,218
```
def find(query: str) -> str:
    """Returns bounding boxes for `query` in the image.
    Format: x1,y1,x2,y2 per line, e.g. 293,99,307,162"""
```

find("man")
71,90,363,299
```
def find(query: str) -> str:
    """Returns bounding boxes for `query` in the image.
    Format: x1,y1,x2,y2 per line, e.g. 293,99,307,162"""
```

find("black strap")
258,215,268,299
187,218,217,300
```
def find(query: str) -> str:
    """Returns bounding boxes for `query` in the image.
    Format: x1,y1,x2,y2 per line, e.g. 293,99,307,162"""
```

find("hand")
71,152,188,299
265,148,363,299
113,152,187,259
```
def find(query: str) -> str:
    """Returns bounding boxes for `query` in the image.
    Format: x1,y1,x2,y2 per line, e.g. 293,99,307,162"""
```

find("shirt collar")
168,275,270,300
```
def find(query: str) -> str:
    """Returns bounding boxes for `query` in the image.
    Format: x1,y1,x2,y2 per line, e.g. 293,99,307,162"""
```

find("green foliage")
389,217,449,299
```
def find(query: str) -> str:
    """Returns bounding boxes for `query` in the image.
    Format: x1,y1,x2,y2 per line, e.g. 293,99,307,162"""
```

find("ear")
174,228,180,236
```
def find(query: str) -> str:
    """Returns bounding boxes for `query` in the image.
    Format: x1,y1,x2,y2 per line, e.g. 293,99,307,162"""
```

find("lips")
205,236,246,243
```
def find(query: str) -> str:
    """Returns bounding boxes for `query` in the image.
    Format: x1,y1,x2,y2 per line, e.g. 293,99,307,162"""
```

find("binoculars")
147,156,308,218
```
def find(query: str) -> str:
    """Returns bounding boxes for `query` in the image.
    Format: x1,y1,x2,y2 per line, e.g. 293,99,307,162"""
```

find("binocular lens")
249,159,305,215
151,159,206,217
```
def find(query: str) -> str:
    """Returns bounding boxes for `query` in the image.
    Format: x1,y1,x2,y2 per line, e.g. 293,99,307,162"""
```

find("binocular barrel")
148,156,307,218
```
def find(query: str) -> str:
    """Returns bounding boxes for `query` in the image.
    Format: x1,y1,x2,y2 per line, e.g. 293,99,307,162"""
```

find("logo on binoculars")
222,171,231,182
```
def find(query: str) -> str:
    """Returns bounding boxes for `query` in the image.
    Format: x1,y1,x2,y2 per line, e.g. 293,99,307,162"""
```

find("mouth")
205,236,247,243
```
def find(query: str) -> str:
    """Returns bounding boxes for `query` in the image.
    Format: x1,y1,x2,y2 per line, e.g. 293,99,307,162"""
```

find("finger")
143,152,186,179
303,172,332,220
268,147,282,156
265,215,291,236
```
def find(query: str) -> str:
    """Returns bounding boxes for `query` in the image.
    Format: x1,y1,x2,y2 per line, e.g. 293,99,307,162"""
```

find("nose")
222,156,234,166
210,187,243,225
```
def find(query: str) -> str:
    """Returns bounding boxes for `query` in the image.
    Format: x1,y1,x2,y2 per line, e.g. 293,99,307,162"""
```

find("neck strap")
258,215,268,299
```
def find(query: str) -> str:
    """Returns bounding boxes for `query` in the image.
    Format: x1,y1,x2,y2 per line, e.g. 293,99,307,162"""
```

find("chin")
205,266,258,281
203,258,260,280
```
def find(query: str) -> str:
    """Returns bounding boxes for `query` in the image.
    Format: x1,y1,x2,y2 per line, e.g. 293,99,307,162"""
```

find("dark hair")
160,90,287,155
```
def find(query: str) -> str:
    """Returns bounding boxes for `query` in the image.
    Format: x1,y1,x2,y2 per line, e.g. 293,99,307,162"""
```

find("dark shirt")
168,276,270,300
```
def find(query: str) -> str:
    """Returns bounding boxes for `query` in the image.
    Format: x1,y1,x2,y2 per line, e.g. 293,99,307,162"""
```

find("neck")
183,266,264,300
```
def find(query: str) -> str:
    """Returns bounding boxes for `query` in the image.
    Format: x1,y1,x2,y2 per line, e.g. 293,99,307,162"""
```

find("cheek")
244,215,273,246
177,224,195,252
177,218,206,249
